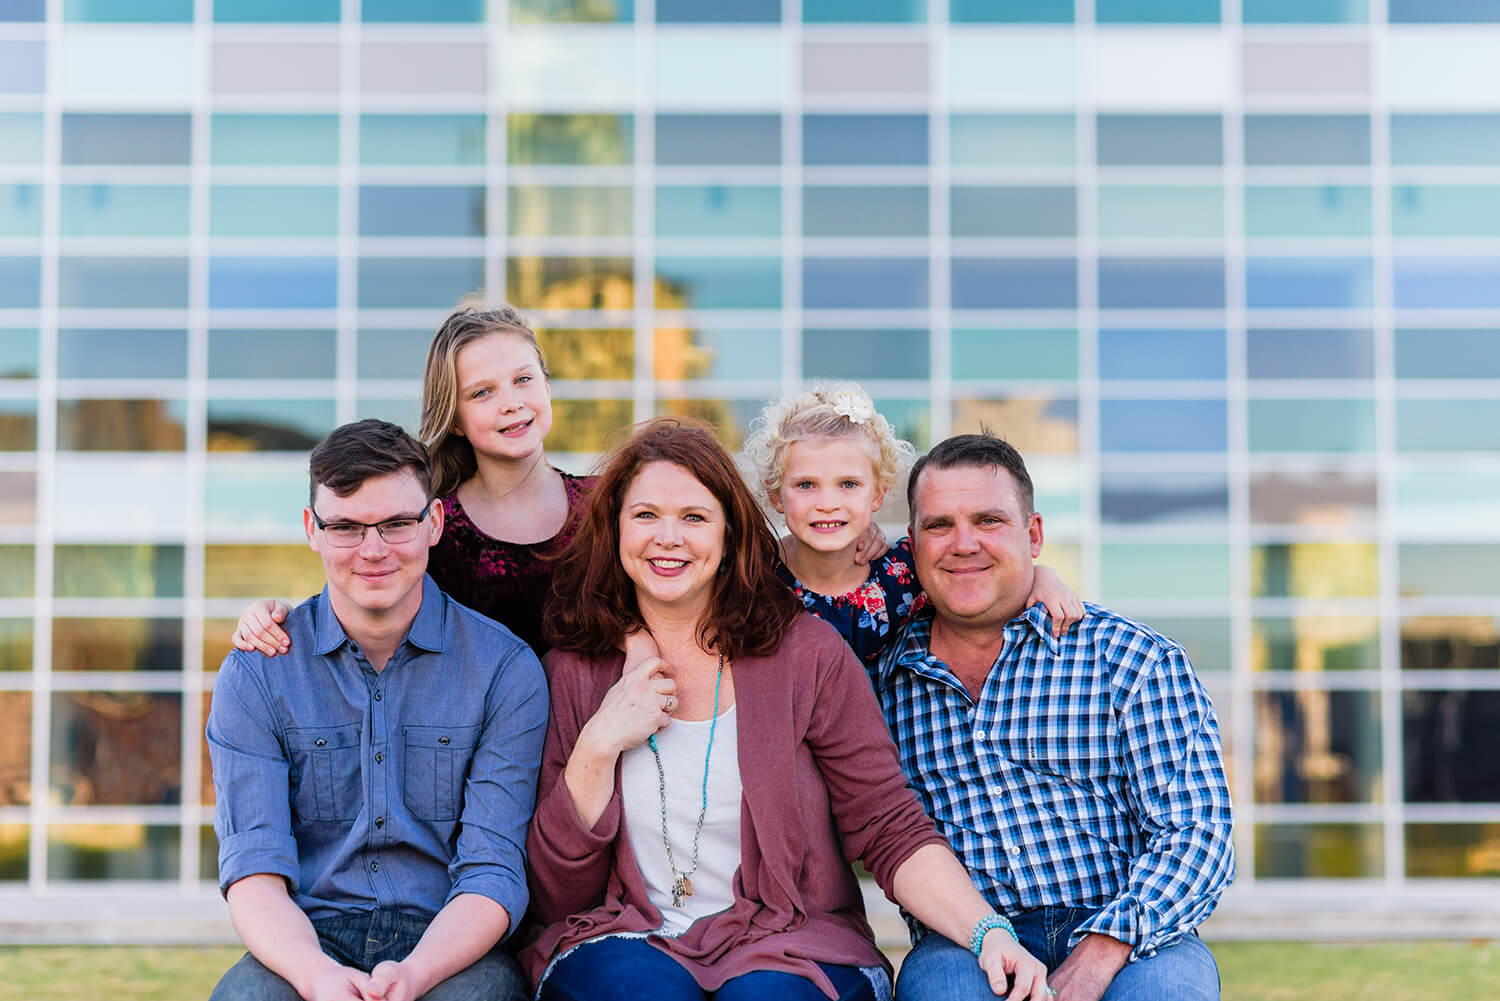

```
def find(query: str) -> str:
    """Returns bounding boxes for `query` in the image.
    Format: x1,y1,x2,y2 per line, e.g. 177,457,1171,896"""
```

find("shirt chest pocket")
403,725,480,822
287,723,363,823
992,711,1118,783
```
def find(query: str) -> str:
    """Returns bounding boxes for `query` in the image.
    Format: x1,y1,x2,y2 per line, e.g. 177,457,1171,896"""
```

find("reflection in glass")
1404,691,1500,803
0,258,41,309
52,618,182,672
654,327,779,382
1399,544,1500,598
1392,185,1500,238
1100,469,1228,526
952,329,1077,381
0,618,30,670
804,258,926,310
1246,257,1372,310
506,257,634,311
204,467,307,534
0,546,34,597
1406,824,1500,877
48,824,179,880
361,186,485,238
0,471,34,525
510,186,631,238
952,258,1076,310
200,825,218,881
950,114,1074,167
54,545,184,599
804,329,928,380
200,692,213,808
0,113,44,165
1256,824,1382,878
51,692,182,805
806,186,925,239
210,186,339,239
953,396,1078,455
1099,329,1225,380
210,258,338,311
0,824,25,880
57,399,185,452
873,398,931,451
356,397,419,432
953,186,1074,238
803,0,922,20
1139,617,1231,673
1099,400,1227,453
59,184,190,238
360,114,484,167
1249,399,1375,453
202,618,240,675
1100,544,1231,601
0,399,37,450
803,114,927,166
210,330,336,380
510,114,632,165
510,0,632,22
58,329,187,380
549,399,633,453
0,328,38,378
656,258,781,310
357,330,430,379
658,185,779,239
204,545,325,600
212,113,339,167
1394,257,1500,310
658,0,777,20
1401,616,1500,671
207,399,335,452
1243,0,1367,22
1254,689,1380,804
0,692,29,805
1244,185,1371,239
1390,113,1500,166
359,258,485,311
1250,470,1376,528
654,399,759,450
1096,185,1222,239
1395,329,1500,378
59,257,189,309
1099,258,1226,310
540,328,633,380
1096,0,1219,22
1244,115,1369,166
1397,399,1500,452
214,0,338,21
1252,543,1378,599
61,113,191,165
1247,328,1373,379
1252,617,1378,672
1096,114,1221,166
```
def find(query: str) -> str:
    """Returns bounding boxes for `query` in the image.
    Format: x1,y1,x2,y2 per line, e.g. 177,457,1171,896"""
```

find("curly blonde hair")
742,383,916,504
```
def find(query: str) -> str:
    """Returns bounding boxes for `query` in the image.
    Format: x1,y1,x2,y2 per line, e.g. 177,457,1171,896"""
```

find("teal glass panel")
656,327,780,381
357,330,429,379
360,115,486,167
953,187,1073,238
207,399,336,452
510,186,632,239
210,186,338,239
359,258,486,310
1097,0,1218,22
209,329,335,379
58,330,186,379
1242,0,1366,21
1395,329,1500,379
1248,399,1376,453
1400,544,1500,597
59,185,190,238
655,258,780,310
1097,186,1223,239
214,0,338,20
65,0,190,20
805,0,924,21
1397,399,1500,452
805,329,928,380
362,187,485,238
951,114,1074,167
1392,0,1500,22
509,114,632,165
0,114,43,164
1245,186,1371,239
953,0,1070,19
511,0,633,21
0,184,39,237
211,114,339,167
806,186,926,239
1393,186,1500,238
364,0,483,20
658,185,779,239
1395,466,1500,534
0,329,38,379
1256,824,1382,877
1100,543,1231,600
952,329,1077,380
356,397,420,433
1391,115,1500,166
204,468,307,532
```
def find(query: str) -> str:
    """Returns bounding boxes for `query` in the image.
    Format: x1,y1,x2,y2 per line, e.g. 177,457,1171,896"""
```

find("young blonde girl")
232,301,595,657
742,384,1082,667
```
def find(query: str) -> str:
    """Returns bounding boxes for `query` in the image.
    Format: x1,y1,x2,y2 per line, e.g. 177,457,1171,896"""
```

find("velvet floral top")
775,536,926,670
425,471,596,656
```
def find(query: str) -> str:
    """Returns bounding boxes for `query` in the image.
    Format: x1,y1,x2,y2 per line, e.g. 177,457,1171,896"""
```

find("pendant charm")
671,873,687,908
681,874,694,899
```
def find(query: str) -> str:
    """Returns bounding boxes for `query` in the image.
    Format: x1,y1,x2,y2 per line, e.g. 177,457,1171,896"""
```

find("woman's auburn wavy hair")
544,417,800,660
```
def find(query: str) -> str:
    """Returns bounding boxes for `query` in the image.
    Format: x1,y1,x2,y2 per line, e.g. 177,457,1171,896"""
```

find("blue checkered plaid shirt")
873,601,1235,961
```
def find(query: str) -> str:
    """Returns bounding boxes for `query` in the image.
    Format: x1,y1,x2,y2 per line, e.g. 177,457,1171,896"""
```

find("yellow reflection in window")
506,257,634,311
539,328,633,380
57,399,185,451
654,400,747,450
1401,615,1500,671
1251,616,1379,672
48,824,178,881
0,403,37,451
508,186,632,238
204,544,324,599
1255,823,1383,878
507,114,632,164
653,326,716,382
54,545,184,599
202,617,240,673
0,692,30,806
0,618,29,671
952,397,1080,455
0,823,25,880
53,617,182,672
549,399,633,454
1407,823,1500,877
1251,542,1378,598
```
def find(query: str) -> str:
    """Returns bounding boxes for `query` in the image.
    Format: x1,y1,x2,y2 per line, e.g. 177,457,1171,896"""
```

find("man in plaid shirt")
878,432,1234,1001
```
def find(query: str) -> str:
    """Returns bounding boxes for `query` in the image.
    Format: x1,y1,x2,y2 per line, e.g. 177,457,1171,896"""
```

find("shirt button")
1009,846,1022,857
438,736,450,745
975,730,987,741
370,861,380,872
375,816,384,829
990,786,1003,798
375,752,384,764
374,690,382,701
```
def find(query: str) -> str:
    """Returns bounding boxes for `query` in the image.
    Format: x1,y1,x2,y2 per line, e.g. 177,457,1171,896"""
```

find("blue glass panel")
1100,329,1226,380
804,186,927,238
657,0,777,20
1097,0,1218,21
59,258,188,309
1101,470,1228,526
1100,400,1227,452
952,186,1075,238
804,329,929,380
951,114,1074,166
952,258,1077,309
1390,0,1500,21
1099,258,1226,310
0,41,42,93
359,186,485,238
654,258,780,310
1245,115,1370,166
0,258,39,308
58,330,186,379
60,185,191,238
804,0,924,21
1242,0,1366,21
1390,114,1500,166
1398,400,1500,452
656,114,779,166
356,330,429,379
207,399,335,451
0,0,44,20
0,329,38,378
656,185,780,239
952,329,1077,380
209,329,336,379
953,0,1071,20
65,0,190,20
803,259,927,310
362,114,486,166
657,327,780,380
1096,115,1221,166
212,114,339,166
0,184,40,237
214,0,338,20
0,113,43,164
62,114,191,166
803,115,928,166
363,0,483,20
208,258,338,310
210,186,339,238
358,258,485,310
1247,258,1373,309
1395,329,1500,379
1248,329,1373,379
1393,259,1500,310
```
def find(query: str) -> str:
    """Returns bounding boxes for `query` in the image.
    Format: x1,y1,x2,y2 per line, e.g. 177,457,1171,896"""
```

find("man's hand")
363,959,422,1001
1047,933,1131,1001
302,957,374,1001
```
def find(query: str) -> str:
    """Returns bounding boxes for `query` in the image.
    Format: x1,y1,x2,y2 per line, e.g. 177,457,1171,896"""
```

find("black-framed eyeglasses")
311,500,433,548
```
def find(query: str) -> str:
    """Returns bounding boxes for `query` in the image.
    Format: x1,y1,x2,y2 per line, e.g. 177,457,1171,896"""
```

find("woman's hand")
578,655,677,760
230,600,292,657
977,930,1050,1000
1026,564,1085,638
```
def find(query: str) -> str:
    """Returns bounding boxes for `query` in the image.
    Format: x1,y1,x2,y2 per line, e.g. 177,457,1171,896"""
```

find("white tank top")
620,705,743,935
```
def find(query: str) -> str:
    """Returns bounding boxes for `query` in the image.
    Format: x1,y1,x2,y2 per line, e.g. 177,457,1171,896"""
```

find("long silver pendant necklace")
647,651,724,909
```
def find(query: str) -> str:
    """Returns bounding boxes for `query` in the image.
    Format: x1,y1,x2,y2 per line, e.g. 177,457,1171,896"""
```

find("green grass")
0,941,1494,999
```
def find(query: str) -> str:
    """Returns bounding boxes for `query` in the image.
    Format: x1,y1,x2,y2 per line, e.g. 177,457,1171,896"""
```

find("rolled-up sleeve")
207,652,300,895
447,644,550,938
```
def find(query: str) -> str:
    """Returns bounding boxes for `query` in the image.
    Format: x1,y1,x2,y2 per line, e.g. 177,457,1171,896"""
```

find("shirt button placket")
369,666,388,902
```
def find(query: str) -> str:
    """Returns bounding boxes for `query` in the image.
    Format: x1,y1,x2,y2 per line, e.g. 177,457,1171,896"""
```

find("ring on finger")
1044,988,1059,997
663,696,677,713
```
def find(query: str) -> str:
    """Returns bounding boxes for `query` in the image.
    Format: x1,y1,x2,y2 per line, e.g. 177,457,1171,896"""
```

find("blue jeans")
540,936,883,1001
209,909,527,1001
895,907,1220,1001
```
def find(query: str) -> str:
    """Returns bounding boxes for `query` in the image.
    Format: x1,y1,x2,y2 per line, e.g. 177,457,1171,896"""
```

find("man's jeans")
895,906,1220,1001
209,909,527,1001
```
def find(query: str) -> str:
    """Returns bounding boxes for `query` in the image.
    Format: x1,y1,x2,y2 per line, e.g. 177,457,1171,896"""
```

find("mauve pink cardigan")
521,613,946,998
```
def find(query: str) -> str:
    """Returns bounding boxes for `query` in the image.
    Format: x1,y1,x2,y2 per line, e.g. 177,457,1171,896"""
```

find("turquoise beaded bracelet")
969,913,1018,956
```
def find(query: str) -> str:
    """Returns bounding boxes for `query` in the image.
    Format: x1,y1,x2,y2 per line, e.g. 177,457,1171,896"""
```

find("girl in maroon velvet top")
231,302,594,657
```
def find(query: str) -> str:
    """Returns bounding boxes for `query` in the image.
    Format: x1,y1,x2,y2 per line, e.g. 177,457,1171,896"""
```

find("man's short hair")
907,430,1035,521
308,419,433,506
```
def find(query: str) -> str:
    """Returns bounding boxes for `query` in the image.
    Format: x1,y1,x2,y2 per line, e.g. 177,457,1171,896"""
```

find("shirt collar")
882,600,1060,678
311,574,447,656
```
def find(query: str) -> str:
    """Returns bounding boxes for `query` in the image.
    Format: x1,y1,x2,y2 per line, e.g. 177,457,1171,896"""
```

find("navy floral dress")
776,536,926,670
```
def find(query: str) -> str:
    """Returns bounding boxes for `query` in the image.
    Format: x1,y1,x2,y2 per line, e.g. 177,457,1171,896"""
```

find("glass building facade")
1,0,1498,935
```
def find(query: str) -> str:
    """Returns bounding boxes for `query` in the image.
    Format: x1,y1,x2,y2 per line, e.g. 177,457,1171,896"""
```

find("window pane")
58,184,189,238
657,0,777,21
1405,691,1500,803
654,327,779,381
1245,185,1371,239
1243,0,1366,22
953,0,1071,20
1099,328,1225,380
65,0,190,19
0,328,38,378
204,544,324,599
1097,0,1219,22
0,695,26,805
1393,185,1500,238
1100,469,1228,526
803,114,927,166
1402,616,1500,671
0,257,40,308
657,185,778,239
54,544,184,598
952,258,1076,309
950,114,1074,167
542,328,633,380
364,0,483,20
952,328,1077,381
803,0,923,21
656,257,780,310
212,113,339,166
1099,400,1227,453
1099,258,1226,310
1252,616,1379,672
1390,114,1500,166
1396,465,1500,536
1250,470,1376,527
510,185,631,238
511,0,632,21
806,186,926,238
0,184,40,237
505,257,634,311
1400,544,1500,598
1390,0,1500,21
359,186,485,238
359,114,484,167
1254,690,1380,803
0,114,42,164
52,617,181,672
358,258,484,310
0,399,37,451
1096,114,1221,166
1256,824,1382,878
1,470,34,525
59,257,189,309
62,113,191,165
1143,616,1231,672
357,329,429,380
804,329,928,380
207,399,335,452
210,329,336,380
0,545,34,597
1394,258,1500,309
548,399,634,452
57,329,184,380
215,0,338,21
509,114,632,165
656,114,777,166
954,186,1074,238
1395,328,1500,378
1249,399,1375,453
952,396,1079,454
210,186,338,238
49,824,179,879
803,258,926,310
1245,115,1369,165
1100,543,1231,600
1097,185,1222,239
204,466,305,533
57,399,186,451
1397,399,1500,452
0,618,30,671
1252,543,1378,598
1406,824,1500,878
209,258,337,310
1247,258,1372,310
1247,328,1373,379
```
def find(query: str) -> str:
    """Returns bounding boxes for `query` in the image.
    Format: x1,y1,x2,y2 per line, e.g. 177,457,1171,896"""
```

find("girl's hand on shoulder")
852,522,890,566
978,932,1049,1001
231,600,292,657
1027,564,1085,638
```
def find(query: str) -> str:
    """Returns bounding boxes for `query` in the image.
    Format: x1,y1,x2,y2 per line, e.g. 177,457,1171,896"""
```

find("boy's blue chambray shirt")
207,575,548,933
874,601,1235,962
